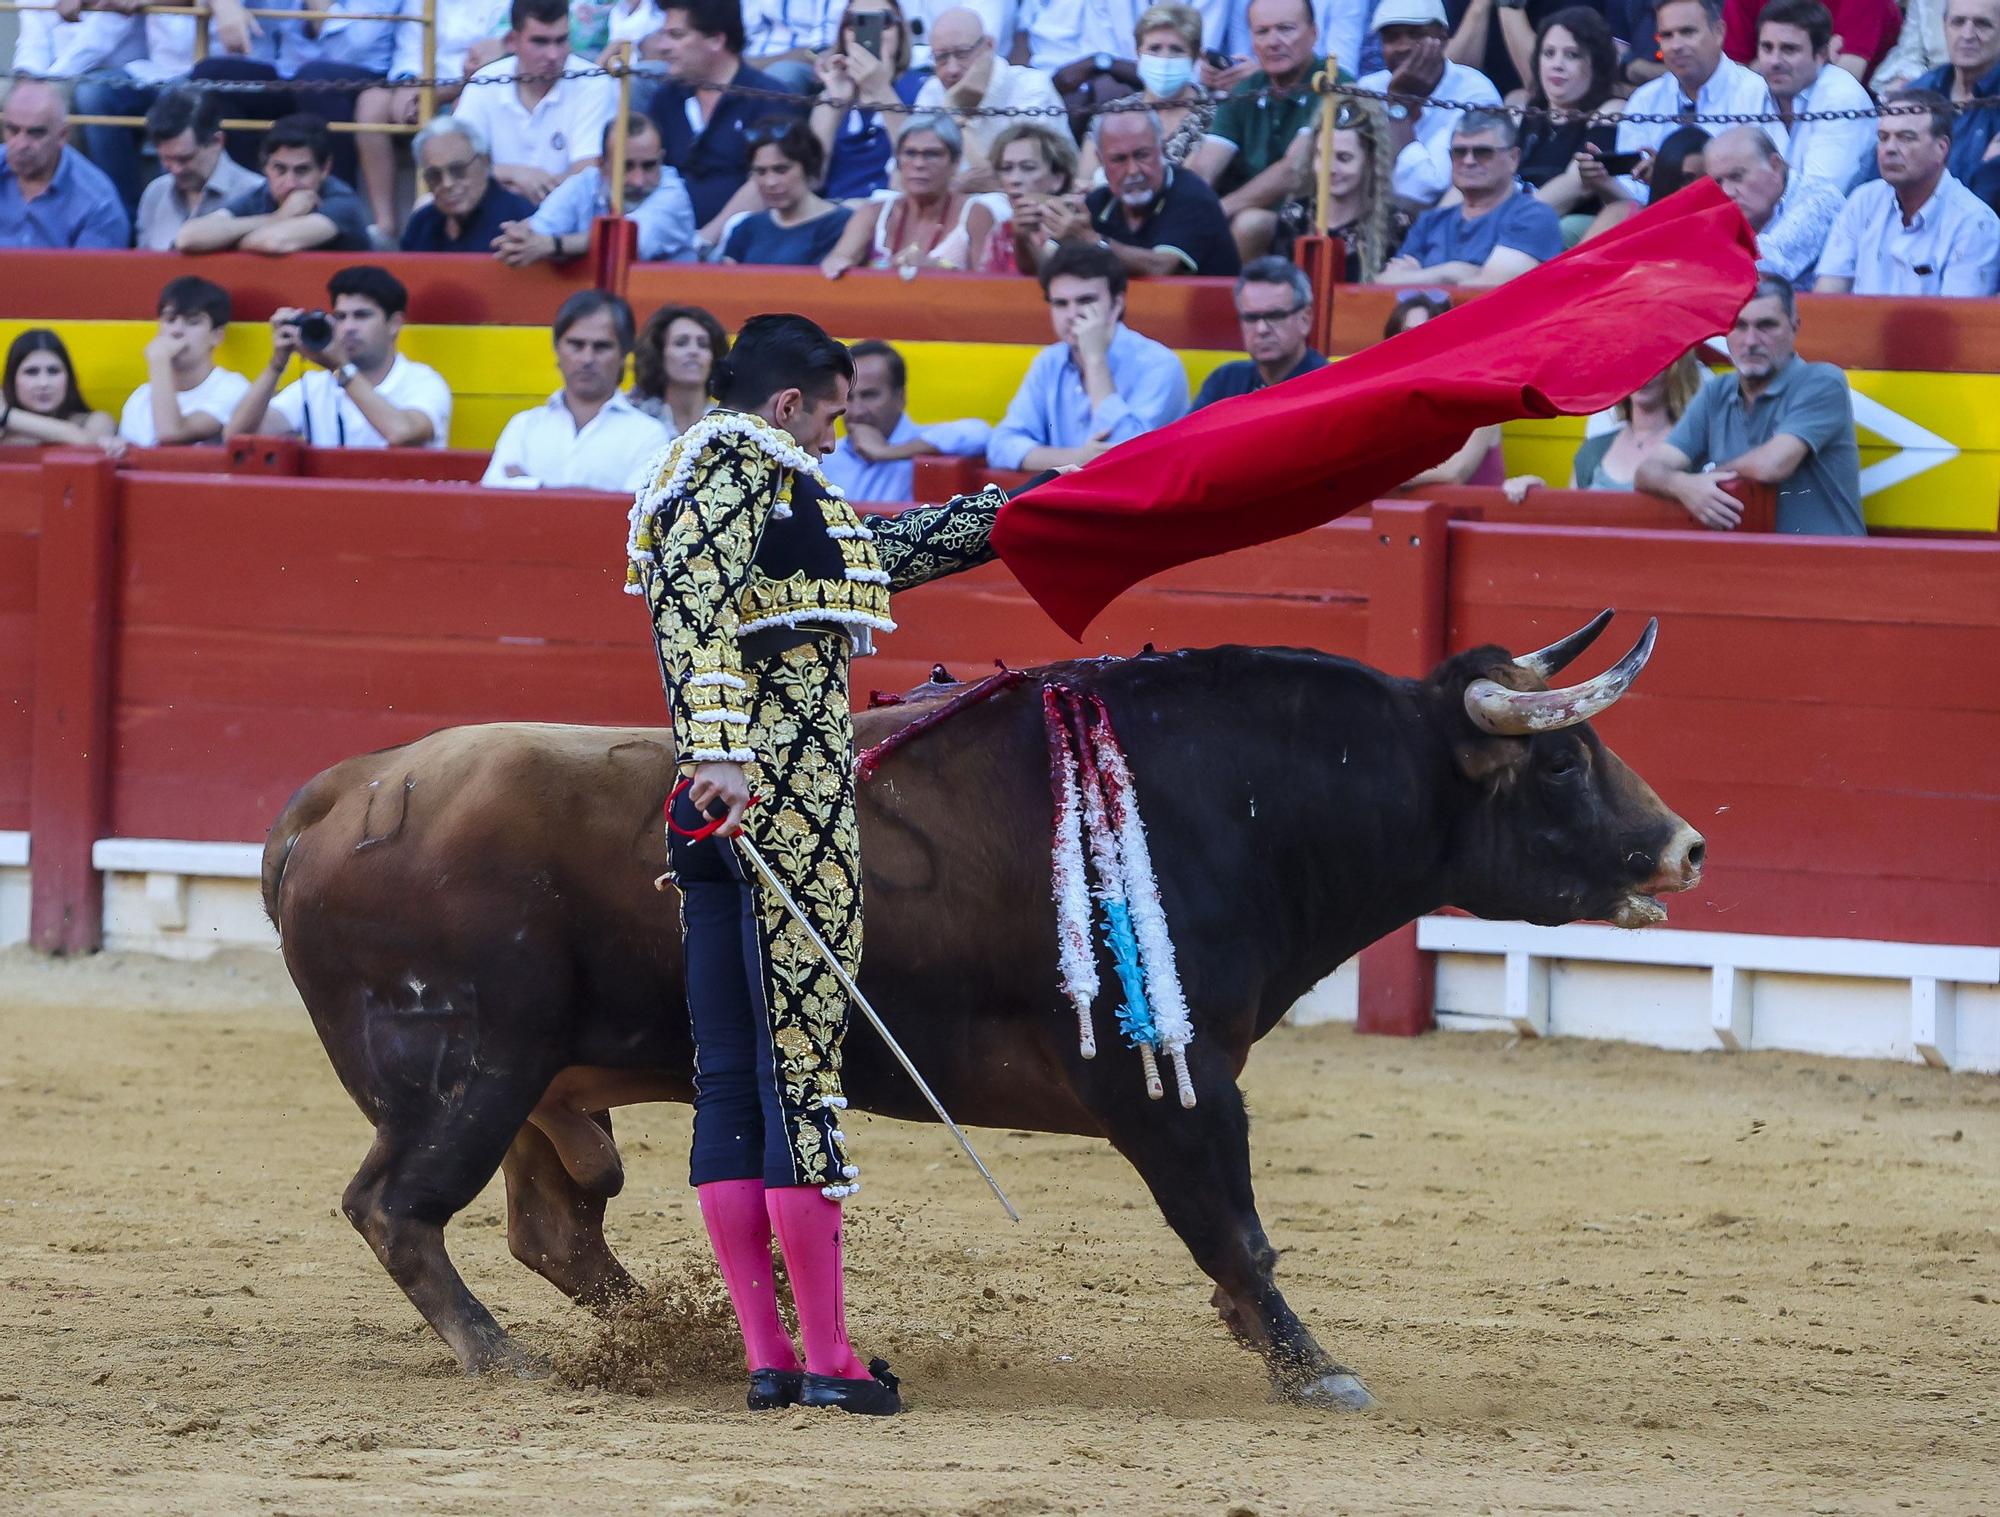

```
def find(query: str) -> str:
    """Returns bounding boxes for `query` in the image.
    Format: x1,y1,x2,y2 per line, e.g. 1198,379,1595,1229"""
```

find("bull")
264,612,1703,1410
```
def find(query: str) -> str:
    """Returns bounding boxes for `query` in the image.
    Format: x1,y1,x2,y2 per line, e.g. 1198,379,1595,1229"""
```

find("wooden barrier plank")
1660,866,2000,946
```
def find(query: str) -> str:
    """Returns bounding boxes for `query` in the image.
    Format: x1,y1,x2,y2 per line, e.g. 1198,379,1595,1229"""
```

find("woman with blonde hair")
1274,100,1404,282
1504,351,1709,497
976,122,1081,275
1075,3,1217,182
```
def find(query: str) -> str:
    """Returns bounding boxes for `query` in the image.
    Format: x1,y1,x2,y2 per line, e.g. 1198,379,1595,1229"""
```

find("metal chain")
30,60,2000,126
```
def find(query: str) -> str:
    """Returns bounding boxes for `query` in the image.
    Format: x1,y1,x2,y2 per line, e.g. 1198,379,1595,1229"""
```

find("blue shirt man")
0,83,131,250
1907,56,2000,187
1382,109,1563,289
526,163,700,261
988,246,1189,471
1394,187,1562,274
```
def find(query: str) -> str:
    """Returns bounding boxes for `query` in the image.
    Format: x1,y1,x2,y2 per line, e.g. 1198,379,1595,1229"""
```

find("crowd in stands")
4,0,1981,532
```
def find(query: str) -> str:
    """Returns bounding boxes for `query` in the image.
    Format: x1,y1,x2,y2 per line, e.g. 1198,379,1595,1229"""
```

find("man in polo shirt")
821,341,992,501
914,7,1067,188
648,0,801,244
1058,109,1238,276
1752,0,1874,193
1817,92,2000,295
1636,276,1864,536
228,265,454,449
988,242,1189,471
497,115,699,263
175,113,373,254
1189,0,1347,258
483,292,669,491
451,0,619,206
1353,0,1502,210
0,80,131,250
1192,257,1327,409
1614,0,1774,202
1703,126,1843,283
401,116,537,253
134,88,263,252
1902,0,2000,189
1380,111,1561,286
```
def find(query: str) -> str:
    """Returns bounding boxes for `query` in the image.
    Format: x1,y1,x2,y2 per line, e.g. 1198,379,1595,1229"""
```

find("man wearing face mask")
1061,108,1239,275
626,314,1014,1417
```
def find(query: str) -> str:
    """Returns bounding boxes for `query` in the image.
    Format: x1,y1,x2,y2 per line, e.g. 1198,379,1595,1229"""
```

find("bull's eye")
1544,748,1581,781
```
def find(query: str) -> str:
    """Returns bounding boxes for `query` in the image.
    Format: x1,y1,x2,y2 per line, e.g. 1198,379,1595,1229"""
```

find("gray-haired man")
1057,109,1240,278
399,117,537,254
1193,257,1327,408
1380,110,1562,287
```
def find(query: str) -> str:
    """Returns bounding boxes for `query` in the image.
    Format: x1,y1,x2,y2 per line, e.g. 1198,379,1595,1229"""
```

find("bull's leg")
503,1112,639,1313
1103,1051,1378,1411
341,1078,548,1376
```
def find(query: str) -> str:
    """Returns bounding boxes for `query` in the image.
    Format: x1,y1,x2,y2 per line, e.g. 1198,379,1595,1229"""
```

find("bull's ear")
1453,733,1531,786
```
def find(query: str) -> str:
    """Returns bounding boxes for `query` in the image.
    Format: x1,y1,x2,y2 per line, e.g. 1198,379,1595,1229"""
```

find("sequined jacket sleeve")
641,434,779,766
870,485,1010,594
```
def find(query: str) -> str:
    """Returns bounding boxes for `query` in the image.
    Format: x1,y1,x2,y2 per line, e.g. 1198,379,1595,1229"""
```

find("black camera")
294,310,335,351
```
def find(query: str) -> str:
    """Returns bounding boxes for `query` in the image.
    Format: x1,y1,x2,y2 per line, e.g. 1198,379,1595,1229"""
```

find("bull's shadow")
266,613,1701,1411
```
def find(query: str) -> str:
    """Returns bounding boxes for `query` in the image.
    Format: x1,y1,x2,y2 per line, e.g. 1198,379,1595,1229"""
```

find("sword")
728,830,1021,1225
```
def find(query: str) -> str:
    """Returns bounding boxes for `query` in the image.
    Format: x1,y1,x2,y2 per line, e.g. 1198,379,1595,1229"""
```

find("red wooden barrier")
0,464,38,834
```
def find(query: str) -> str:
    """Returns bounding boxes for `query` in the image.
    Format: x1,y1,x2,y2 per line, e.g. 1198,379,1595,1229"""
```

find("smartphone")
1203,48,1233,68
852,11,887,58
1598,150,1644,174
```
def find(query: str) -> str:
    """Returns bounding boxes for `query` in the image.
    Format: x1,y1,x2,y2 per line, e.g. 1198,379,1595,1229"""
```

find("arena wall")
0,447,1992,1073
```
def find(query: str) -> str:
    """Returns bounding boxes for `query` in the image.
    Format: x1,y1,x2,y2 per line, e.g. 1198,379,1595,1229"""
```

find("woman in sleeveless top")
1505,352,1708,498
820,112,998,278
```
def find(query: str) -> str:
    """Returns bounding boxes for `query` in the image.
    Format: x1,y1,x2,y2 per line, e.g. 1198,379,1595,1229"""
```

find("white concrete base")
92,839,276,960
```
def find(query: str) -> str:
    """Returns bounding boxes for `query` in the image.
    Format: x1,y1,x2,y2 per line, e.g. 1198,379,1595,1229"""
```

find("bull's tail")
261,771,343,933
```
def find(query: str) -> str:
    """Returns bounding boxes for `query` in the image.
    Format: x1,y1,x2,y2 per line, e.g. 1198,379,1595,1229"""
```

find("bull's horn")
1465,619,1658,736
1515,609,1614,680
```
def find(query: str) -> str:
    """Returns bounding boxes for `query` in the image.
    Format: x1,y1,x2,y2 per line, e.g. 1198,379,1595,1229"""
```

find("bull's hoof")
462,1340,550,1380
1284,1370,1379,1411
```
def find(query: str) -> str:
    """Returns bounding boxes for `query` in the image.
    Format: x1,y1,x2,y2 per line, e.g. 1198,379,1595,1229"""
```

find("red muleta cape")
989,178,1761,639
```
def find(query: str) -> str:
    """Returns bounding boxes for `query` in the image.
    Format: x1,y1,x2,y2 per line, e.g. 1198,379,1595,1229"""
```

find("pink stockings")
698,1181,868,1380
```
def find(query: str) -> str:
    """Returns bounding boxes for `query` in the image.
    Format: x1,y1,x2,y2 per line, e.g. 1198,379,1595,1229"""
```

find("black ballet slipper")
800,1357,903,1416
747,1368,805,1411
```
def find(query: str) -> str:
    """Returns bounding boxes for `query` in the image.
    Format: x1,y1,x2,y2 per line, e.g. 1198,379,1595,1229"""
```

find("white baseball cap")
1370,0,1449,30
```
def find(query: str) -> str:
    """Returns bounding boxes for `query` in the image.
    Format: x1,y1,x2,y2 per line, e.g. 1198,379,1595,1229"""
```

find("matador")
626,314,1010,1416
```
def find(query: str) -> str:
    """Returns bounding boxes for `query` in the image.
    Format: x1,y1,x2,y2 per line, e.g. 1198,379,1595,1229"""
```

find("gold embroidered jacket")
627,409,1008,765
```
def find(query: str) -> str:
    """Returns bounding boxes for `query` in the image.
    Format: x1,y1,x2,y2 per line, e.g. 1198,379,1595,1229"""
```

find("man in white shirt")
1615,0,1774,201
914,7,1066,185
118,276,253,446
450,0,619,204
1355,0,1502,208
133,87,263,251
1704,125,1844,282
1753,0,1874,192
483,292,668,491
821,341,991,501
907,0,1016,64
229,265,454,448
1816,90,2000,295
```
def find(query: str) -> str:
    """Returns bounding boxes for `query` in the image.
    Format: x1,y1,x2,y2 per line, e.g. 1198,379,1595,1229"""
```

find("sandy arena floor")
0,945,1994,1516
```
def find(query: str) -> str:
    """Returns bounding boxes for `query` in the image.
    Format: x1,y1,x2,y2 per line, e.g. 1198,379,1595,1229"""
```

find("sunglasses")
1236,302,1308,327
420,157,481,187
1449,143,1504,161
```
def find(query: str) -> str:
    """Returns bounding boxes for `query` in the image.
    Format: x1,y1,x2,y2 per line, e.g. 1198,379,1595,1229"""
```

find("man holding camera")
227,266,453,449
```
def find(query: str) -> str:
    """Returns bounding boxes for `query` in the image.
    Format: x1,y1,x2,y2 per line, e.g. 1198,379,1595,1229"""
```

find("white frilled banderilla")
1042,683,1197,1108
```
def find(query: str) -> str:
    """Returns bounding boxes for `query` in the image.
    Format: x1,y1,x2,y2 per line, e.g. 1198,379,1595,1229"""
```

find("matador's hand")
687,760,753,836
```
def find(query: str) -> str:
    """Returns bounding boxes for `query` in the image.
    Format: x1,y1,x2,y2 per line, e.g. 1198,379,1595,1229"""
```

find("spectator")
495,115,699,261
1514,8,1624,242
1024,0,1236,72
1613,0,1774,202
0,330,120,453
1354,0,1504,210
117,276,252,447
400,117,538,252
1877,0,1948,87
1380,111,1562,286
720,119,853,263
976,123,1082,274
820,113,998,275
1186,0,1335,258
1646,124,1718,199
134,88,263,253
1703,125,1843,281
1192,257,1328,408
907,0,1019,61
1504,351,1707,495
227,266,453,448
1752,0,1875,191
648,0,802,241
913,7,1066,191
1901,0,2000,188
1046,109,1239,276
607,0,669,51
628,303,726,437
483,292,669,490
1725,0,1904,78
1075,5,1220,184
0,81,132,250
741,0,844,86
175,114,373,254
1816,92,2000,293
1385,290,1506,484
356,0,515,232
451,0,620,206
1276,99,1406,275
1635,275,1863,535
821,340,992,499
808,0,927,201
988,242,1189,471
